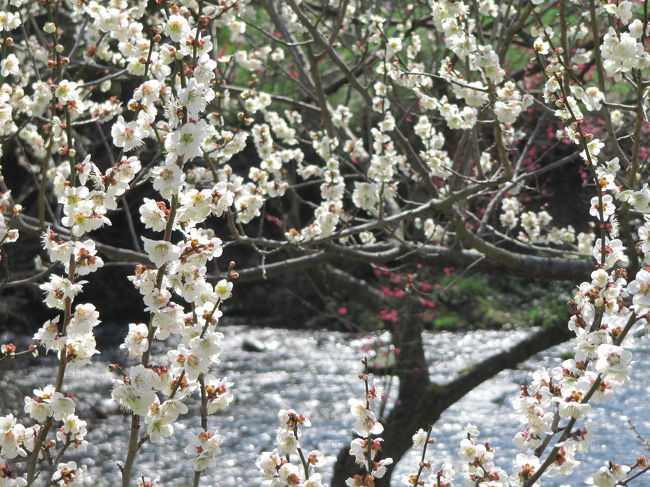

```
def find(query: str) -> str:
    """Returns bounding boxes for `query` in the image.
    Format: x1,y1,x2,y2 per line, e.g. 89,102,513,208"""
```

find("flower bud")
43,22,56,34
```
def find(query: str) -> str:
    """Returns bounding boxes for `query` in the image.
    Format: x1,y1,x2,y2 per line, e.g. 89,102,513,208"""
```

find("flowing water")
1,326,647,487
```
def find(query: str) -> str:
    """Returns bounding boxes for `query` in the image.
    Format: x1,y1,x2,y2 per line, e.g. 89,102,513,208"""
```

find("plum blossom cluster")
457,424,510,487
503,34,648,487
405,424,512,487
499,198,591,250
404,427,454,487
0,187,19,247
106,4,246,482
256,410,325,487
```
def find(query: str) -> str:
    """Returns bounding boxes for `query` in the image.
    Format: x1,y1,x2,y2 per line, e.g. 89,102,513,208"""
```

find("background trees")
0,0,648,486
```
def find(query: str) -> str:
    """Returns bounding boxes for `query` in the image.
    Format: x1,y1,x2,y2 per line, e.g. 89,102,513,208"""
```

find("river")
1,326,647,486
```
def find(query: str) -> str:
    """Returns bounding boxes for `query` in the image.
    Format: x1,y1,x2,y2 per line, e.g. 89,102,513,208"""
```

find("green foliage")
422,273,574,331
432,313,461,330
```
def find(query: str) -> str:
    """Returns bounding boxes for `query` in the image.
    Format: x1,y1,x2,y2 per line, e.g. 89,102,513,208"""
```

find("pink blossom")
379,309,398,323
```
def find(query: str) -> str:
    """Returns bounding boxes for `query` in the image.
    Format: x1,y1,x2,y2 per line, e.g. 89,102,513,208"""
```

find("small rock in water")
242,337,266,352
91,398,120,419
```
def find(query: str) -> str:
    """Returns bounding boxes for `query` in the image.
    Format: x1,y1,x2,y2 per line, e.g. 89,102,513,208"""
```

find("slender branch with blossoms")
343,360,394,487
256,409,326,487
405,426,439,487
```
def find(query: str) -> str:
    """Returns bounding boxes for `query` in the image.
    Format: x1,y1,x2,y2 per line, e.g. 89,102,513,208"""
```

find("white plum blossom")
51,462,88,487
165,120,210,163
178,79,214,120
214,279,233,300
185,430,222,471
352,182,379,212
588,462,630,487
594,344,633,383
111,116,147,152
348,398,384,436
0,54,19,78
164,15,190,42
54,80,81,104
589,195,616,221
412,428,428,446
120,323,149,358
40,276,85,310
514,453,541,485
142,238,181,268
111,365,158,416
2,1,650,486
139,198,169,232
151,163,185,199
204,376,234,414
57,414,88,452
628,268,650,314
